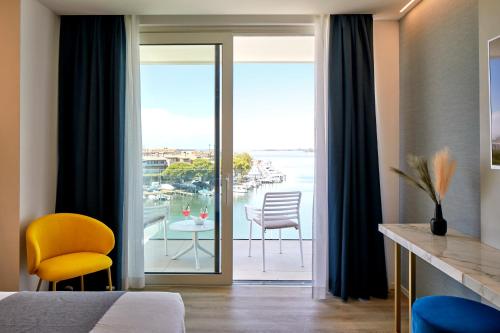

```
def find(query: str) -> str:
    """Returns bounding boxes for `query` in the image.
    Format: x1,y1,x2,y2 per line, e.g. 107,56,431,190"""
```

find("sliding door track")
233,280,312,286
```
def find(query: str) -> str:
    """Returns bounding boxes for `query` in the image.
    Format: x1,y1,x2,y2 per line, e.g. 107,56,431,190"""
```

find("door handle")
222,176,230,206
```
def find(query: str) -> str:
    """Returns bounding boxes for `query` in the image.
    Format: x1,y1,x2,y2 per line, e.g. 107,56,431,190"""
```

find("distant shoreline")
250,148,314,152
146,148,315,152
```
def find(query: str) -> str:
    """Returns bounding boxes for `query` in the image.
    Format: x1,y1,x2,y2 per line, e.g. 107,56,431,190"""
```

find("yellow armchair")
26,213,115,291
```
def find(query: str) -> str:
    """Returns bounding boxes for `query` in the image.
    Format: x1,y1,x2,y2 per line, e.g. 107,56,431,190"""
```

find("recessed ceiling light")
400,0,418,13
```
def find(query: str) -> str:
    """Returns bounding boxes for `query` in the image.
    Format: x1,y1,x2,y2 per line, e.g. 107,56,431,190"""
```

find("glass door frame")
141,32,233,285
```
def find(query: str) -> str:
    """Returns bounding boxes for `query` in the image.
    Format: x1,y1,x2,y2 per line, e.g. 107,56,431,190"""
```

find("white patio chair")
144,202,170,255
245,191,303,272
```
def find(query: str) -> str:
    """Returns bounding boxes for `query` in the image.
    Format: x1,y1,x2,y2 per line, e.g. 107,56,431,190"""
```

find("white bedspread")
0,291,185,333
0,292,14,302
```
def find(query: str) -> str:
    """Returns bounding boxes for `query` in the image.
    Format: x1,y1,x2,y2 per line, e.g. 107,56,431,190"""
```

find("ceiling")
38,0,416,20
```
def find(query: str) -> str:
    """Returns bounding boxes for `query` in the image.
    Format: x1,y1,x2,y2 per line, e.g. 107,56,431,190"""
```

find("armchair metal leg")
80,276,85,291
107,267,113,291
52,281,57,291
36,278,42,292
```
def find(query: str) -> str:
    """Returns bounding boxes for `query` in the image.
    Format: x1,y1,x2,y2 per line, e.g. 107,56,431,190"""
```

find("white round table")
169,219,215,270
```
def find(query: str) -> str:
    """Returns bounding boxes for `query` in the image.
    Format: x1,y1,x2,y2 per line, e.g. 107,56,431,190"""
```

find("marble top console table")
379,223,500,332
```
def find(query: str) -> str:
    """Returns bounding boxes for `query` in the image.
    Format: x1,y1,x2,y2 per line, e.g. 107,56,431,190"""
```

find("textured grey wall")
479,1,500,252
399,0,480,298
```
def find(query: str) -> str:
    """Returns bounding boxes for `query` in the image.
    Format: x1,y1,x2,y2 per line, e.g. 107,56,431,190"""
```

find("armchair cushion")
37,252,112,282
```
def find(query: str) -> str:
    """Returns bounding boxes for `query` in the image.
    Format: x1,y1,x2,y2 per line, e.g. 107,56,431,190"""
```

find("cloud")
234,115,314,151
141,107,314,151
141,108,214,149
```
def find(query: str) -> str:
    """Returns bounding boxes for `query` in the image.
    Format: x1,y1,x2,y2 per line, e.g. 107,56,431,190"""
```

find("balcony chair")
26,213,115,291
245,191,304,272
143,202,170,255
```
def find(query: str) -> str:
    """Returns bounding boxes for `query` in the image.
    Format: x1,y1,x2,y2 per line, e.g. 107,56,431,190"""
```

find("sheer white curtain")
312,14,330,300
123,15,144,289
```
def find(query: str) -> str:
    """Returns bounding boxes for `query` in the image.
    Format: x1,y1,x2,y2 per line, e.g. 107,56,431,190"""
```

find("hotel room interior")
1,0,500,332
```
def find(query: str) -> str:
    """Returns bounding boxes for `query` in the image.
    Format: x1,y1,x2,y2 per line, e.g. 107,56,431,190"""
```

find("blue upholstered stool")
412,296,500,333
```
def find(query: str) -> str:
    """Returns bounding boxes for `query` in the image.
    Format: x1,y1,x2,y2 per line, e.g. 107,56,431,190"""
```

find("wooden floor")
146,285,408,333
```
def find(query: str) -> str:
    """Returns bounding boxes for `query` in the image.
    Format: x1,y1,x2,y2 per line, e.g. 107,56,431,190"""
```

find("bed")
0,291,185,333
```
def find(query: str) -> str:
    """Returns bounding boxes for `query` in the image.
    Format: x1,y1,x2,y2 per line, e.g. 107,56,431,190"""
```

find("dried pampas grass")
433,147,456,202
391,154,438,204
391,147,457,205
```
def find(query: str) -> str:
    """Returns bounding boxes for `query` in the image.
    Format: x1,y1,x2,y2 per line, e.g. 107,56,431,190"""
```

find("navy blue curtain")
56,16,126,291
327,14,388,300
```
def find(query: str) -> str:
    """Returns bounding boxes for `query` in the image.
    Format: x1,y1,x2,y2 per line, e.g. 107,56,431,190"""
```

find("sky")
490,58,500,140
140,62,314,151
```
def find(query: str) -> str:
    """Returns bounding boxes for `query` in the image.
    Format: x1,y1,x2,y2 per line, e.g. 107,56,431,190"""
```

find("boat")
198,189,214,196
233,185,248,194
160,183,175,190
241,181,255,190
261,177,274,184
157,193,171,201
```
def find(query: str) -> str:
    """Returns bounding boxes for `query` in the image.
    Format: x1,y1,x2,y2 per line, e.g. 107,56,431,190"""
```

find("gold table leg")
394,243,401,333
409,252,416,332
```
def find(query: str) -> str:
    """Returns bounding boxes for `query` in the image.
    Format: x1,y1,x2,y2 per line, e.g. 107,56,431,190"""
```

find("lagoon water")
149,150,314,241
233,150,313,240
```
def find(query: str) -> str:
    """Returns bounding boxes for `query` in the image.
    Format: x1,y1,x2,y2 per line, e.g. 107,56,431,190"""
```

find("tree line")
160,153,253,184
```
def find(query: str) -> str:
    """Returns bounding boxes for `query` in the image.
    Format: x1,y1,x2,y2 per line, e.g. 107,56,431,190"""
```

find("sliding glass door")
140,33,233,284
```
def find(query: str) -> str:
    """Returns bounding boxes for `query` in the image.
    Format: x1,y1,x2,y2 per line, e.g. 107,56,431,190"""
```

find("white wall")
479,0,500,251
374,20,400,288
19,0,59,290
